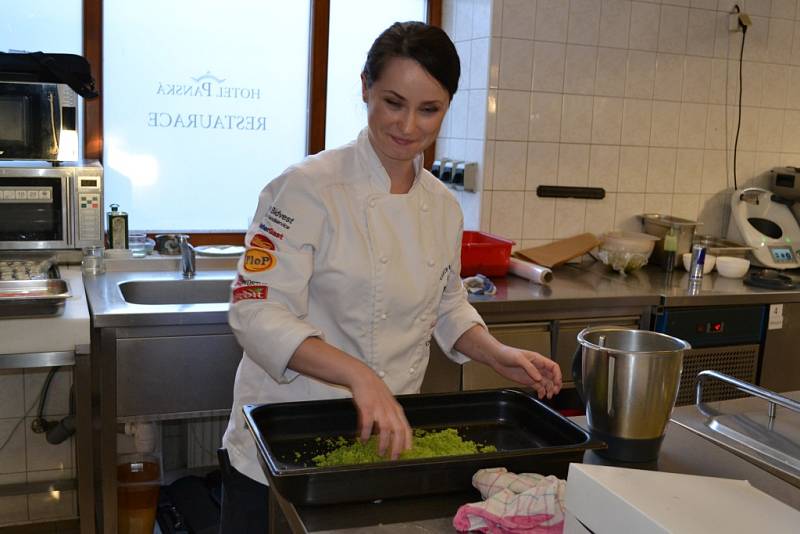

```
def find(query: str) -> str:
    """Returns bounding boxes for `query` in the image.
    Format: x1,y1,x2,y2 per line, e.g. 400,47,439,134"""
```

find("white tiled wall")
0,368,77,526
440,0,800,248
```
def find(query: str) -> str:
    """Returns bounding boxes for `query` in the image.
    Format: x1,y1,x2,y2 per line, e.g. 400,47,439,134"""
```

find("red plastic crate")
460,231,515,277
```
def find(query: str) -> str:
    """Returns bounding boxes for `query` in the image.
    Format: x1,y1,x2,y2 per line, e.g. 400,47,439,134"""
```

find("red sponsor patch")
232,285,268,303
250,233,275,250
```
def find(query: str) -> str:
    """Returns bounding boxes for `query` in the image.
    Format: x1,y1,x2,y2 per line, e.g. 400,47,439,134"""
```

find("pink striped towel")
453,467,566,534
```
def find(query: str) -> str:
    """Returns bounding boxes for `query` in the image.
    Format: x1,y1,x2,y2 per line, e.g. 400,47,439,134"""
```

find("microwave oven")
0,81,78,161
0,161,103,250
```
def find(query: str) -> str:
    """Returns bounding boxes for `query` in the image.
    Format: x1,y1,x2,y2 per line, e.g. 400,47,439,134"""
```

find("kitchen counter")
271,409,800,533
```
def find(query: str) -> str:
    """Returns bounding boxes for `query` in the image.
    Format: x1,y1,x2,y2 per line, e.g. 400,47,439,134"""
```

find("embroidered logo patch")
243,248,276,272
233,285,268,303
250,233,275,250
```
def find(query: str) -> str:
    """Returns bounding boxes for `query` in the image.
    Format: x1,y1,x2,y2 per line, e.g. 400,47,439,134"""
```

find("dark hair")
362,21,460,100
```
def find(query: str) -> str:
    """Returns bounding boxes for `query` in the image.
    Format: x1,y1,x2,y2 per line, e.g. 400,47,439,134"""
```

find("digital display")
81,179,98,187
696,322,724,334
770,246,795,263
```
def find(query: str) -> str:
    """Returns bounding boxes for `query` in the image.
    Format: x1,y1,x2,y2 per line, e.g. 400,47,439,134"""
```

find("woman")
219,21,562,532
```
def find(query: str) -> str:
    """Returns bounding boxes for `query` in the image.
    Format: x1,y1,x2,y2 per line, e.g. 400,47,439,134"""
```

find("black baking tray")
243,388,604,505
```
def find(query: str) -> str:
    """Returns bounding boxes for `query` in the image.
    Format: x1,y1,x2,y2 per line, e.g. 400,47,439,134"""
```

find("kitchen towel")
462,273,497,295
508,257,552,285
453,467,566,534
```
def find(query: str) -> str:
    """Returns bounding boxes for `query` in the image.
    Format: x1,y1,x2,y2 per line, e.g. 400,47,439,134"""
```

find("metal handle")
696,370,800,420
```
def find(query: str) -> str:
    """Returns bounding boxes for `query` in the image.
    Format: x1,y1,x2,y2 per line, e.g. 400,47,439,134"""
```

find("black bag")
0,51,98,98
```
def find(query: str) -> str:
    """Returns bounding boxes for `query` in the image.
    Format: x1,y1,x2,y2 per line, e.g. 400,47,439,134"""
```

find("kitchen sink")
118,278,232,305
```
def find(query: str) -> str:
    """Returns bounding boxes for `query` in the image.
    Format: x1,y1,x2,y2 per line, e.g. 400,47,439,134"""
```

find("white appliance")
727,188,800,270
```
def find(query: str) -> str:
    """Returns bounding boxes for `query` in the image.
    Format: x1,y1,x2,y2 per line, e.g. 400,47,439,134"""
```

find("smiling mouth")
390,135,414,146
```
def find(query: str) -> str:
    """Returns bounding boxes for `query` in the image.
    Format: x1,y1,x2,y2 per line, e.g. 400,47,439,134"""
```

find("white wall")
439,0,800,249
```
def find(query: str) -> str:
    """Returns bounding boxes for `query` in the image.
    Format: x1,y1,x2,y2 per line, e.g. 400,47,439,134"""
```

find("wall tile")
460,190,482,230
761,64,788,109
619,145,649,192
564,45,598,94
535,0,570,42
486,90,498,139
705,105,727,150
614,193,646,232
557,143,591,185
687,9,717,57
561,94,594,143
28,489,76,521
490,191,525,239
629,2,661,51
522,193,556,239
455,0,475,41
496,90,531,140
757,108,785,151
788,67,800,109
626,50,656,98
466,138,486,190
489,37,501,89
24,368,72,417
675,148,705,193
691,0,715,9
443,0,457,36
0,370,24,419
501,0,537,38
701,150,727,193
678,102,708,148
744,16,769,62
449,91,469,140
658,5,690,54
772,0,797,19
493,141,528,190
792,21,800,66
0,493,28,525
25,418,72,472
650,101,681,147
713,12,734,59
698,191,728,237
671,193,701,222
483,140,496,189
621,99,653,145
768,18,794,64
554,198,587,237
585,194,617,234
468,90,489,140
470,38,491,90
526,142,560,189
457,40,473,91
591,96,624,144
782,110,800,152
646,147,677,193
529,92,563,141
729,106,760,151
682,57,712,103
0,419,26,474
473,0,494,39
654,54,685,101
599,0,631,49
595,47,628,96
481,190,493,231
568,0,601,45
499,39,535,90
532,41,566,92
708,58,728,104
589,145,620,190
644,193,674,215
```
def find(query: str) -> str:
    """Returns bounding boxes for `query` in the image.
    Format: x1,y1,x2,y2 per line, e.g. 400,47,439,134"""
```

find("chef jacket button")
409,368,415,374
421,203,429,212
380,313,387,320
380,256,389,264
378,370,386,378
369,200,376,208
427,259,435,267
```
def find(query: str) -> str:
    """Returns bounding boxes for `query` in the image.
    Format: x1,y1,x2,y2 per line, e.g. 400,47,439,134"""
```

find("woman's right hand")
349,367,413,460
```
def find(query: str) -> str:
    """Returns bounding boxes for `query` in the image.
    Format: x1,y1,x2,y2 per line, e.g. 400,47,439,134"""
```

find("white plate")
194,245,246,257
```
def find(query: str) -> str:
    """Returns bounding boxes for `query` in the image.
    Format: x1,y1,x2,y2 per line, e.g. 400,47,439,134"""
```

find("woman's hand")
489,346,562,399
454,325,563,399
349,367,413,459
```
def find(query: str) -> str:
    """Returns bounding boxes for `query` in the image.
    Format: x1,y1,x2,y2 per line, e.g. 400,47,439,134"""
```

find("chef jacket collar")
357,127,423,194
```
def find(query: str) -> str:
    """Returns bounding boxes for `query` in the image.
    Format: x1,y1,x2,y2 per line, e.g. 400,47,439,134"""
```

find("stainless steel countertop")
83,260,800,328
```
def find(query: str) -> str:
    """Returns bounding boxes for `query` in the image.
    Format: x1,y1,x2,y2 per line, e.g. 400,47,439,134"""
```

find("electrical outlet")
730,12,741,32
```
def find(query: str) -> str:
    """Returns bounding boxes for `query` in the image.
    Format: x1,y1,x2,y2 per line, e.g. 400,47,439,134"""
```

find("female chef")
218,21,562,532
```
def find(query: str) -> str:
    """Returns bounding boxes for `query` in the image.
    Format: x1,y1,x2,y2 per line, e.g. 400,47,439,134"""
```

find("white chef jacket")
222,128,486,484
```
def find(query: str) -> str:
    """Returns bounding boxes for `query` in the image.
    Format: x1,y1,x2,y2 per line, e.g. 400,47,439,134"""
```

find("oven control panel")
655,305,766,348
75,173,103,245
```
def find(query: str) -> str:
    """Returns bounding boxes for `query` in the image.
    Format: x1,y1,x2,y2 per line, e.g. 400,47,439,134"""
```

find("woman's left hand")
489,346,562,399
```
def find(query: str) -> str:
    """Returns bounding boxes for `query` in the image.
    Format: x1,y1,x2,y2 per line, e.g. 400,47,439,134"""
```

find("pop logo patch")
233,285,268,302
244,248,277,272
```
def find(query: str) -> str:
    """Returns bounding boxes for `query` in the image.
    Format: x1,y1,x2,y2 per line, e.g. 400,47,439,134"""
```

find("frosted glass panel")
0,2,82,54
325,0,427,150
104,1,311,231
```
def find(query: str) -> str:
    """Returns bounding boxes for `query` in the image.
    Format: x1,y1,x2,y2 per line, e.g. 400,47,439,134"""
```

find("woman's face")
362,57,450,167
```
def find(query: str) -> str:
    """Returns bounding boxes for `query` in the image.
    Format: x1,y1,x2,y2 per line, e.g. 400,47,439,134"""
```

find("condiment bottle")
107,204,129,250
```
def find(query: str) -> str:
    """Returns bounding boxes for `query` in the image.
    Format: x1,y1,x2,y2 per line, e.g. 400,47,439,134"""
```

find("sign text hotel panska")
148,72,267,131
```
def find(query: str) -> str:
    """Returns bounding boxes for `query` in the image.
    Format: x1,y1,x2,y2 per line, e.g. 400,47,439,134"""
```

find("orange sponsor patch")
233,285,268,303
243,248,277,272
250,233,275,250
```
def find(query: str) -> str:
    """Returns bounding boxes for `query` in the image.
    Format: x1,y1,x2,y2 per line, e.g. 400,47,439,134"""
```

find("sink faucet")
178,235,195,278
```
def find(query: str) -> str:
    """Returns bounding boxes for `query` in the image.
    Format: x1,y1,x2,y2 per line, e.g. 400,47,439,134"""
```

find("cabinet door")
462,323,550,390
116,334,242,417
554,316,640,387
761,302,800,392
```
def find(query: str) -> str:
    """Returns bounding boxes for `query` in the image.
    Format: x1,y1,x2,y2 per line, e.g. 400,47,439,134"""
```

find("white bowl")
682,252,716,274
715,256,750,278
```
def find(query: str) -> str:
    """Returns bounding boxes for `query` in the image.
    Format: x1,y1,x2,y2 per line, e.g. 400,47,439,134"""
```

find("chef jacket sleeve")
432,218,487,364
228,168,325,384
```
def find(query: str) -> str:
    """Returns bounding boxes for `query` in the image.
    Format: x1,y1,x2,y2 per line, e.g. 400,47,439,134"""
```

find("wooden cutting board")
514,233,599,268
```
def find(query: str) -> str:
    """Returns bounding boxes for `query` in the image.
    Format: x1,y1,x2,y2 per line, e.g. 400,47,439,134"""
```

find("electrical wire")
733,9,748,192
0,371,56,452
